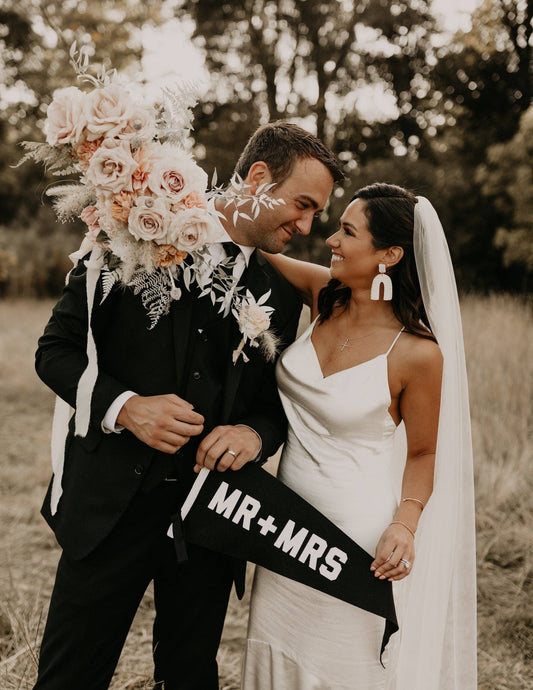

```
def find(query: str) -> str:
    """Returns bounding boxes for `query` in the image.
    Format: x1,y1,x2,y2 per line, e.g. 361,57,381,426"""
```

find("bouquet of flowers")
21,45,281,363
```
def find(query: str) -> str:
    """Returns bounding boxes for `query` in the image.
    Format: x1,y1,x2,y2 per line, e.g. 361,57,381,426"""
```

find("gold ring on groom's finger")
227,449,238,458
400,558,411,569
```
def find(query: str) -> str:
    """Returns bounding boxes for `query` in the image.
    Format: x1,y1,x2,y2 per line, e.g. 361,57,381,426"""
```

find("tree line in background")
0,0,531,296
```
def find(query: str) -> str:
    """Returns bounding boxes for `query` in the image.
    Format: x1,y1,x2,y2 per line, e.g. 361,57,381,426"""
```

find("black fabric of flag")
178,464,398,656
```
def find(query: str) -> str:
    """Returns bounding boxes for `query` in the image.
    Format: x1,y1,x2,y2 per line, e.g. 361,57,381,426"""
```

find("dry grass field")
0,294,532,689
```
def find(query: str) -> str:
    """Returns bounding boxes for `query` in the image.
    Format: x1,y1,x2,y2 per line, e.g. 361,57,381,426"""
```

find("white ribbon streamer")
49,245,104,514
74,246,104,437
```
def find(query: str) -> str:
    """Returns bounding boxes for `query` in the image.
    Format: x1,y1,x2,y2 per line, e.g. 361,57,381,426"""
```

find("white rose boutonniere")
232,290,278,364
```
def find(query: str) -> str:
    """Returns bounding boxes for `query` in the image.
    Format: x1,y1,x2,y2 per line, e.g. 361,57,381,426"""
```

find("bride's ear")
383,246,404,268
245,161,272,194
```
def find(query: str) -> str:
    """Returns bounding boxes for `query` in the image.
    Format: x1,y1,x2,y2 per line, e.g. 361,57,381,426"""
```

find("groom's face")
237,157,334,253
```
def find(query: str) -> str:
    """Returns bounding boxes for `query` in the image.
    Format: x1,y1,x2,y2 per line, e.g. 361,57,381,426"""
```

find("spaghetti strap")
385,328,405,356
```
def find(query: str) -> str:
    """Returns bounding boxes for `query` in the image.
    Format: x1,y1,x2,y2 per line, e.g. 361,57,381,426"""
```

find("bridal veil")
386,196,477,689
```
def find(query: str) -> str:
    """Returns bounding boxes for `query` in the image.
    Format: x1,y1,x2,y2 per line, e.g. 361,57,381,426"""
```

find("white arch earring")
370,264,393,301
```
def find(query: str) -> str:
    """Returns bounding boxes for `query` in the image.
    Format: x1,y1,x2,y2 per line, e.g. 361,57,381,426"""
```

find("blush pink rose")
147,144,208,203
128,196,169,243
170,207,222,252
80,205,100,233
84,84,134,142
85,139,138,195
45,87,87,146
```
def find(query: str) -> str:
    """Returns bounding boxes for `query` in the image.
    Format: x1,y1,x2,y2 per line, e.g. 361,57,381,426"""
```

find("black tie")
222,241,242,261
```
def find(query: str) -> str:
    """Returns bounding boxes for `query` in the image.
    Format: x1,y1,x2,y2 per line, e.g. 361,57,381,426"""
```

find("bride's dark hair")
317,183,435,340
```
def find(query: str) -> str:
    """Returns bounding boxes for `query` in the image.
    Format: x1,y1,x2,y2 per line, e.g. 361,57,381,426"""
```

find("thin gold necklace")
339,316,398,352
340,329,381,352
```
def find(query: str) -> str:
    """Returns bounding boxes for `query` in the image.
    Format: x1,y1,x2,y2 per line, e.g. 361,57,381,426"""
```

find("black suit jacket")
36,250,302,567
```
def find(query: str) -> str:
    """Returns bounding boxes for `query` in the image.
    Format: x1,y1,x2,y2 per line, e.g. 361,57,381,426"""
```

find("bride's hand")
370,523,415,581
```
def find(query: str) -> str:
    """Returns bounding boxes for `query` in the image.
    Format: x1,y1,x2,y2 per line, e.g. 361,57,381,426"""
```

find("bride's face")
326,199,385,286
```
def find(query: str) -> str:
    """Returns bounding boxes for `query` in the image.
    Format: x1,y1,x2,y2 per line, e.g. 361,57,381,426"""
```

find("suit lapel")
170,289,194,394
221,250,272,422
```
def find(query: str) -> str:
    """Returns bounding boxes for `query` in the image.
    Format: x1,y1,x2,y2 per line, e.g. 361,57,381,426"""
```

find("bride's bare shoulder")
397,331,443,375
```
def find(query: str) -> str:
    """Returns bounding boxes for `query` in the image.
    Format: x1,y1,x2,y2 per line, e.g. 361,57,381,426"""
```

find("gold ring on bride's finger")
400,558,411,569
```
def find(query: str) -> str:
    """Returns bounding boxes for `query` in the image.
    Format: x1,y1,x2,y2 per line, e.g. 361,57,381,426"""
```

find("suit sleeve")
35,261,129,434
235,291,302,463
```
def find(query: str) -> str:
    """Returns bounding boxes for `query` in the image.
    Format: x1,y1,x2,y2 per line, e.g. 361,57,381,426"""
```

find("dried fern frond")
17,141,78,174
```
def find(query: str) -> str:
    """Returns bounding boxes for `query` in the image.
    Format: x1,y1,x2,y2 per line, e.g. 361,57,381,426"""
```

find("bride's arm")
261,252,330,309
371,338,443,581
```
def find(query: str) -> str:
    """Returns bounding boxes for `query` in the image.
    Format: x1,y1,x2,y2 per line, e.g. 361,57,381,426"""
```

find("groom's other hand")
117,394,204,454
194,425,262,473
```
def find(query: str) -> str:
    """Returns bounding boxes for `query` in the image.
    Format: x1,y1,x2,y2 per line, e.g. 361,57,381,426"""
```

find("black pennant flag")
177,464,398,655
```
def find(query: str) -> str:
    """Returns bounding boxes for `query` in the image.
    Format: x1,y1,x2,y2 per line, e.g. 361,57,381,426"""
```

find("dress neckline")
308,317,404,381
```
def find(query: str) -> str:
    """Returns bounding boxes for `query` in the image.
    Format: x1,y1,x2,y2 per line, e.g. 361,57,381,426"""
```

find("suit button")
192,371,201,380
134,464,144,475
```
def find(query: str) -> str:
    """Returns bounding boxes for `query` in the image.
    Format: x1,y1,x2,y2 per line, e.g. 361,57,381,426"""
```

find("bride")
242,183,477,689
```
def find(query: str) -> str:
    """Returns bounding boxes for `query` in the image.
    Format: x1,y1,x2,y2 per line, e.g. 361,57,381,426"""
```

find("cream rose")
120,106,157,144
45,87,87,146
85,84,134,142
128,196,169,243
147,144,208,203
238,303,271,340
85,139,138,195
170,207,222,252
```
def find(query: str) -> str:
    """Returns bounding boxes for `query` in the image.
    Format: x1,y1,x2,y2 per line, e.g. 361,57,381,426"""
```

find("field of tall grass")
0,294,531,689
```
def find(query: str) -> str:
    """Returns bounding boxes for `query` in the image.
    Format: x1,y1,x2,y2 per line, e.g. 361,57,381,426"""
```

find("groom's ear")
245,161,273,194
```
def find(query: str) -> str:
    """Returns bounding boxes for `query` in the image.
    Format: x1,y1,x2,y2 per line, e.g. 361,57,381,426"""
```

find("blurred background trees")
1,0,531,295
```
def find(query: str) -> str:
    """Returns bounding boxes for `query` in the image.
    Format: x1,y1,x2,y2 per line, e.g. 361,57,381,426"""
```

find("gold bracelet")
390,520,416,538
402,497,425,510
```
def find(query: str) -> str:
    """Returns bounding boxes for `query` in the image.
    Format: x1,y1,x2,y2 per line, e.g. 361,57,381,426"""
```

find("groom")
33,121,342,690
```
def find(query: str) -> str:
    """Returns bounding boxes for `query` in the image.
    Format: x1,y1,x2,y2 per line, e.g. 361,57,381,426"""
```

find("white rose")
147,144,208,203
86,139,138,195
85,84,134,142
128,196,169,243
170,207,221,252
120,105,157,144
45,87,87,146
238,303,271,340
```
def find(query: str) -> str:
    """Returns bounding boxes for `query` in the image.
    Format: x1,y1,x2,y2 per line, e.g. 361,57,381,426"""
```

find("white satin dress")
242,318,404,690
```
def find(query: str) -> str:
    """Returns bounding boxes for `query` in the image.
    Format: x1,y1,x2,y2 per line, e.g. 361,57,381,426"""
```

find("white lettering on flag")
232,495,261,530
257,515,278,536
274,520,309,557
207,482,242,518
298,534,328,570
319,547,349,581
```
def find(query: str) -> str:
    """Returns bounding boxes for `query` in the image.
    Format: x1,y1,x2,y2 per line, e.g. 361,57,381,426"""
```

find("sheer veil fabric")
386,197,477,689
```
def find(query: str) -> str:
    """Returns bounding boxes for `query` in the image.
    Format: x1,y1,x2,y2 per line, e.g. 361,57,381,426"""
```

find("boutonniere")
232,290,279,364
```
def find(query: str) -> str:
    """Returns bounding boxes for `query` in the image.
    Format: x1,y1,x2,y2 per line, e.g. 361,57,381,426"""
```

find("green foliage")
176,0,438,160
477,106,533,287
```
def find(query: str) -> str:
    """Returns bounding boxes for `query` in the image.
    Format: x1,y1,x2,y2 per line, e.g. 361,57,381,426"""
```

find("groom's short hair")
234,121,344,185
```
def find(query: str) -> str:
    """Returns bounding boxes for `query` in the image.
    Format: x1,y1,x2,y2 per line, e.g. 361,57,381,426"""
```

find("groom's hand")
194,425,262,473
117,394,204,454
